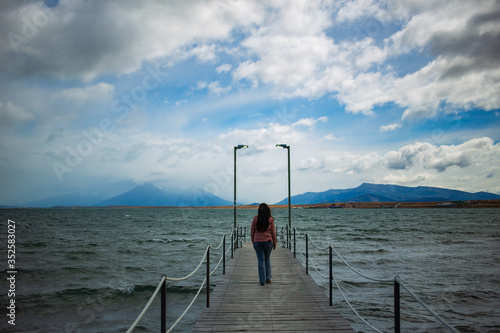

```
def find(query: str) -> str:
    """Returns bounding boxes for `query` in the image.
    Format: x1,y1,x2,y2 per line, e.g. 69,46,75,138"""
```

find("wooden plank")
192,244,355,332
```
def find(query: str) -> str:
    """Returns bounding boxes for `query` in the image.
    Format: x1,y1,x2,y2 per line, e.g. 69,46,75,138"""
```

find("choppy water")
0,208,499,332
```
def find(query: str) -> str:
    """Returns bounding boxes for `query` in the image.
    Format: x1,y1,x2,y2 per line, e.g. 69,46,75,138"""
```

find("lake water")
0,208,499,332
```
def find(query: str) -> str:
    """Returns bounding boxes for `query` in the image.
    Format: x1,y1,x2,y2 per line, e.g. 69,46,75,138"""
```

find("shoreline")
3,199,500,210
205,199,500,209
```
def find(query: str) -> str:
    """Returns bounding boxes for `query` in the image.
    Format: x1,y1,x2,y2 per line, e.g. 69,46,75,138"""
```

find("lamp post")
234,145,249,237
276,144,291,249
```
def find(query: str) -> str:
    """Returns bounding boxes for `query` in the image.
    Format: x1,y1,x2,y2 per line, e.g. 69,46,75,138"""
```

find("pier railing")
126,227,244,333
126,223,458,333
288,225,460,333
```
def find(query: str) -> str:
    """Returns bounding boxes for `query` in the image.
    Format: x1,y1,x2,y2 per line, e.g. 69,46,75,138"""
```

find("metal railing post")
161,277,166,333
206,247,210,308
231,233,234,258
286,225,289,250
223,235,226,275
394,277,401,333
329,246,333,306
306,233,309,275
235,228,238,250
293,228,296,258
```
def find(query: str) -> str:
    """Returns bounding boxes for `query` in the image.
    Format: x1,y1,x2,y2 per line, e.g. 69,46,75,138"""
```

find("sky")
1,0,500,206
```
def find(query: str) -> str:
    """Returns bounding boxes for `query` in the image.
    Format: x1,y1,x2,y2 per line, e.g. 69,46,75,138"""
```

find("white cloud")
380,123,401,132
335,0,392,23
291,136,500,195
426,137,498,172
3,0,496,119
1,1,499,205
0,0,265,80
292,116,327,128
348,152,382,174
383,137,500,173
190,44,218,62
216,64,232,73
51,82,114,102
233,0,338,95
231,0,500,118
384,142,434,170
219,121,306,152
380,172,437,185
0,100,35,126
196,81,231,95
323,134,342,141
207,81,232,95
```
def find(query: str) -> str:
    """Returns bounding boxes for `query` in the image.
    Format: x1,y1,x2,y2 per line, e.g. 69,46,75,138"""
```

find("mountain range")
275,183,500,205
22,182,500,208
26,183,233,208
94,183,233,207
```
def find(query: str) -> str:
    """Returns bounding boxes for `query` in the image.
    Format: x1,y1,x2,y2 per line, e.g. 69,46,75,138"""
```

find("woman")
251,203,277,285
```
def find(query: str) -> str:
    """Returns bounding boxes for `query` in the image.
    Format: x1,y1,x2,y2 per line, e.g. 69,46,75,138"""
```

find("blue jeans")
253,241,273,284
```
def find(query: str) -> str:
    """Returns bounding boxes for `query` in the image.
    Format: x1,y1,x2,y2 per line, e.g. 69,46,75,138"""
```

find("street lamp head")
276,144,289,148
235,145,249,149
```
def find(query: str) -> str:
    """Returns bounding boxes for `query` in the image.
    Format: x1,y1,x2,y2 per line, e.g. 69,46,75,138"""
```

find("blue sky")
1,0,499,205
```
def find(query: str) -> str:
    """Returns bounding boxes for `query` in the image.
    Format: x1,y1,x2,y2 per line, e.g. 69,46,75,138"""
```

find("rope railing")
395,276,459,333
292,227,459,333
167,277,206,333
126,231,235,333
126,275,166,333
211,240,232,276
330,244,393,283
331,270,384,333
209,233,226,250
165,244,209,282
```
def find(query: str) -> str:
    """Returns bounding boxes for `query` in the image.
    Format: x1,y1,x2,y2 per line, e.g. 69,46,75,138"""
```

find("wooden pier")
192,243,355,332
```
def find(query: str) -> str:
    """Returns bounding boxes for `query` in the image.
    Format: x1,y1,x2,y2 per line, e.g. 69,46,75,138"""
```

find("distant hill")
26,193,107,208
275,183,500,205
94,183,232,207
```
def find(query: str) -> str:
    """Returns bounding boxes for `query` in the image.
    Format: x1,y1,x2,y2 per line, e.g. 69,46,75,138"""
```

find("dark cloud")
469,3,500,27
432,31,500,80
429,4,500,81
430,153,473,172
1,1,137,79
385,143,430,170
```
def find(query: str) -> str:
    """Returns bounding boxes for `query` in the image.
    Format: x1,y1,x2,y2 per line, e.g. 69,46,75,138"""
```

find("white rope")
296,243,305,257
126,276,166,333
166,245,209,282
211,250,224,275
396,277,459,333
294,229,392,282
167,277,207,333
294,228,306,239
309,234,330,251
309,256,329,279
127,230,234,333
209,234,227,250
293,228,392,282
210,241,233,275
294,237,385,332
331,273,385,333
330,245,393,283
294,228,458,333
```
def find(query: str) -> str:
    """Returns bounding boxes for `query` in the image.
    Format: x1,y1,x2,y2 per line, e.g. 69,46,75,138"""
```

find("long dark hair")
256,203,271,232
